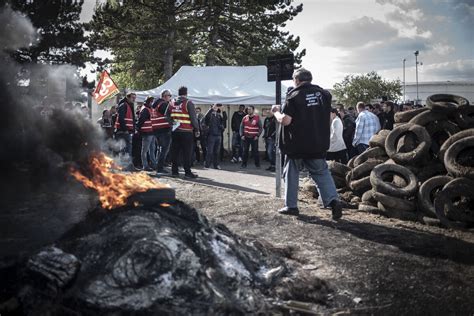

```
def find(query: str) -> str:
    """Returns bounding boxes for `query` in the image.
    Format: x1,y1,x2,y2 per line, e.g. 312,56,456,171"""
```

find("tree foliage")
3,0,91,67
87,0,305,90
332,71,402,107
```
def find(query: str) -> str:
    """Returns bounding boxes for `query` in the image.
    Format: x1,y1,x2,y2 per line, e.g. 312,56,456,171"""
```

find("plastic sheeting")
134,66,289,104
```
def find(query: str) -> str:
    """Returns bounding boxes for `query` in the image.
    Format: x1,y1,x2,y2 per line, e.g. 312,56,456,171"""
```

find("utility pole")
403,58,406,102
414,50,419,105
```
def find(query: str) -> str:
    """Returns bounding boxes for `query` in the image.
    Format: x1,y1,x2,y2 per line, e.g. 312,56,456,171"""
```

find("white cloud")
422,59,474,80
317,16,398,48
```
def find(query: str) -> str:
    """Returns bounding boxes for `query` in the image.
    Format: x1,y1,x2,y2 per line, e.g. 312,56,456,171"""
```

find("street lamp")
403,58,406,102
414,50,419,105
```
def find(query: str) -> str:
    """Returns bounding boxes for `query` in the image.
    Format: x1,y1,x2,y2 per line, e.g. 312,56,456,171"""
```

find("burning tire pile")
329,94,474,229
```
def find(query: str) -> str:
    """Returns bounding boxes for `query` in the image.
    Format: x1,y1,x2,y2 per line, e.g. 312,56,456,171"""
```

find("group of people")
99,86,278,178
326,99,416,164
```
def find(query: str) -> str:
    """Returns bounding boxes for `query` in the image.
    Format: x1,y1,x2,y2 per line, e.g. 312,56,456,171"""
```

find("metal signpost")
267,54,294,198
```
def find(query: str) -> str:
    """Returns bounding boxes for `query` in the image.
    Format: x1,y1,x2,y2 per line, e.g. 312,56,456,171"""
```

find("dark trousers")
171,132,194,174
266,137,276,166
326,149,348,164
156,131,171,171
206,135,222,168
194,135,207,163
242,137,260,166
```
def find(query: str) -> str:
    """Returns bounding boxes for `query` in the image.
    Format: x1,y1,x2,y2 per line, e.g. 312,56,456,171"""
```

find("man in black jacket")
272,68,342,219
230,105,246,163
337,104,357,159
115,92,136,170
263,111,276,171
204,104,225,169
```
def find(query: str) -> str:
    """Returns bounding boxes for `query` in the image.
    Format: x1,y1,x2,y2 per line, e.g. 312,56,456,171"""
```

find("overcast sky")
80,0,474,88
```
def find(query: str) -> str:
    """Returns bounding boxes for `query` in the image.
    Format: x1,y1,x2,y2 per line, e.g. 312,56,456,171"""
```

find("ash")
18,201,288,315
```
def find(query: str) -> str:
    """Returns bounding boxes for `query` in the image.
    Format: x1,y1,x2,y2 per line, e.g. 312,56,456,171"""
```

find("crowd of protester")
97,86,278,178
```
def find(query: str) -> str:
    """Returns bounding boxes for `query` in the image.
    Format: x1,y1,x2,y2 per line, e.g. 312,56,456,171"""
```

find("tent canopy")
134,65,289,104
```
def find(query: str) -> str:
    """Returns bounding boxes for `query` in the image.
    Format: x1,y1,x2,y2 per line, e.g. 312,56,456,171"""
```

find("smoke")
0,5,102,199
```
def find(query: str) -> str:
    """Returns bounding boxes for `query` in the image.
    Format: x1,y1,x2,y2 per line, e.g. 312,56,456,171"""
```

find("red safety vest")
243,114,260,137
139,106,153,133
170,99,193,132
114,101,134,132
152,101,171,130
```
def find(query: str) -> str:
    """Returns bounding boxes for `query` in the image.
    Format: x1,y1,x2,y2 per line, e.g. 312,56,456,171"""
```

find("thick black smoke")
0,6,102,200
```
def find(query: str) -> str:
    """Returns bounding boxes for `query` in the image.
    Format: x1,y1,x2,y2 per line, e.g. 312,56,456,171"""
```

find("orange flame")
70,152,168,209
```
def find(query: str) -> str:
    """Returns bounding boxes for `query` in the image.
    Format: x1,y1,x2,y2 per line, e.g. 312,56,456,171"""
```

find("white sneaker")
230,157,237,163
238,157,243,162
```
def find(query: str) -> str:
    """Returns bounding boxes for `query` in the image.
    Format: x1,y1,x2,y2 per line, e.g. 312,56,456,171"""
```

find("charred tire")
369,130,391,148
345,170,352,187
361,190,377,206
370,164,418,198
358,203,382,214
347,156,356,169
434,178,474,229
394,107,428,123
352,159,385,180
328,161,351,178
350,176,371,195
438,129,474,163
385,123,431,164
417,162,447,183
333,175,347,189
409,110,446,126
444,136,474,179
377,202,419,221
353,147,387,167
418,176,453,218
453,106,474,130
426,94,470,113
372,191,417,212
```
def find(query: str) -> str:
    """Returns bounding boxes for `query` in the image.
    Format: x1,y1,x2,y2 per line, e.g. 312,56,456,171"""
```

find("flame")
70,152,168,209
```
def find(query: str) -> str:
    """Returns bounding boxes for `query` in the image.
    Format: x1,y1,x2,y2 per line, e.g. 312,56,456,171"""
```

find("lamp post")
403,58,406,102
414,50,419,105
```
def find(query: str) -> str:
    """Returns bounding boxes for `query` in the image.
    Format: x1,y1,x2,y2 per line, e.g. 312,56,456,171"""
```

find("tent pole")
275,76,282,198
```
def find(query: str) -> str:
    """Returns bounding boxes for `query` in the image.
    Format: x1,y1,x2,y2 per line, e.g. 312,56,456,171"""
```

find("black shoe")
171,172,179,178
184,172,198,179
157,168,169,174
214,165,221,170
330,199,343,220
278,207,299,216
241,164,247,168
143,166,154,172
255,164,261,168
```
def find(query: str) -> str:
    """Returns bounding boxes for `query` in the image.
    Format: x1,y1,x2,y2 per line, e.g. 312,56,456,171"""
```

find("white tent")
134,65,288,104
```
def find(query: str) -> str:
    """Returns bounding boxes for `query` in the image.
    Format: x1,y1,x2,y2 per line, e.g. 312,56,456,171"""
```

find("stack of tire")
344,94,474,229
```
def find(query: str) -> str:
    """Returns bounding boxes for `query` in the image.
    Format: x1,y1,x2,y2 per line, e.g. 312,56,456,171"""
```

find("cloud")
316,16,398,48
422,59,474,80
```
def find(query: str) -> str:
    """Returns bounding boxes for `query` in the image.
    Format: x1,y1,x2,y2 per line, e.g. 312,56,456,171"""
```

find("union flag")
93,71,119,104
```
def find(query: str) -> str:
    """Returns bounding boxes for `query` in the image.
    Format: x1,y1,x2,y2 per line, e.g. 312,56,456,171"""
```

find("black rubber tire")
350,176,371,195
438,129,474,163
351,159,385,180
333,175,347,189
396,132,418,153
426,94,470,113
361,190,377,206
409,110,446,126
453,106,474,130
328,161,351,178
394,107,428,123
345,170,352,187
353,147,387,167
426,120,460,156
358,203,383,214
417,162,447,184
377,202,419,221
385,123,431,164
370,163,418,198
372,191,417,212
347,156,356,169
383,158,421,174
369,130,391,148
434,178,474,229
417,175,453,218
444,136,474,179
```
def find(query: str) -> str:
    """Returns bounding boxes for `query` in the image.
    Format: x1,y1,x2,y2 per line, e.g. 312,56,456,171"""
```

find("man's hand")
241,136,245,140
271,104,281,113
253,136,258,141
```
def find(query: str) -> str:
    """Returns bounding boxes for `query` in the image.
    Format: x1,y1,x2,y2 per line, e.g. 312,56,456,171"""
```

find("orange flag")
93,71,119,104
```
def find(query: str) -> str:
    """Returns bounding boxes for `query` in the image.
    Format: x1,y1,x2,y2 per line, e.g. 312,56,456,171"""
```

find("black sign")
267,53,294,82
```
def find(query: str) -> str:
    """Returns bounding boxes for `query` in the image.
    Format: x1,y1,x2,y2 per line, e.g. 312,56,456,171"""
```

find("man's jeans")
206,135,222,168
232,131,242,159
355,143,369,155
284,158,338,209
266,137,276,166
156,132,172,171
148,137,158,168
141,134,155,169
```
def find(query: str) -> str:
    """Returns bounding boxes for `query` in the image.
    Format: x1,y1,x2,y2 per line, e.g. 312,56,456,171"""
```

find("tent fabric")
134,65,288,104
